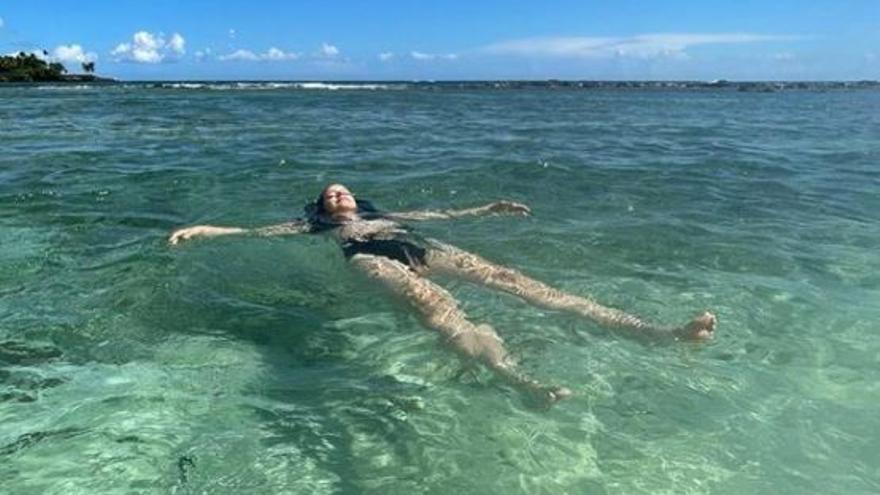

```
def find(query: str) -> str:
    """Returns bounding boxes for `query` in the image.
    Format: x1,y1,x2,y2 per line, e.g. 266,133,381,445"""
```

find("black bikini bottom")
342,239,428,268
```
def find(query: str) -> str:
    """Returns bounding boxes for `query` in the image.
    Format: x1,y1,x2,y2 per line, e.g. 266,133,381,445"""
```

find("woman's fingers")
168,229,187,245
169,226,202,245
490,200,531,215
510,201,531,215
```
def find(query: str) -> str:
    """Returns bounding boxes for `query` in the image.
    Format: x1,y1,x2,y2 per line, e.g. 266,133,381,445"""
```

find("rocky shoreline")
0,74,116,83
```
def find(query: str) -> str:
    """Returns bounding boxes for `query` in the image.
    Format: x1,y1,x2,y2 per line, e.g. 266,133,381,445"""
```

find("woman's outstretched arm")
169,220,310,245
387,200,531,221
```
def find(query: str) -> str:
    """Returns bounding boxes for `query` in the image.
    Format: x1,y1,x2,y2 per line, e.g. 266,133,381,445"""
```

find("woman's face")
321,184,357,215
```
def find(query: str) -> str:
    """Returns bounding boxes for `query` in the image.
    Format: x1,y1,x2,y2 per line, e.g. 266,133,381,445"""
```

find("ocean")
1,82,878,494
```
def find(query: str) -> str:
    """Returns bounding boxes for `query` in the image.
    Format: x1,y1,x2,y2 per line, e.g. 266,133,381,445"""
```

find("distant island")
0,52,114,82
2,53,876,91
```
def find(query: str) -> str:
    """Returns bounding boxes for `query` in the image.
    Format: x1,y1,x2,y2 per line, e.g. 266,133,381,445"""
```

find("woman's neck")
329,211,360,222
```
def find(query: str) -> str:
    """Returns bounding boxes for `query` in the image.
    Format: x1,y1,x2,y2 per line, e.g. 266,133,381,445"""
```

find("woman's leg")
349,253,571,403
424,242,715,340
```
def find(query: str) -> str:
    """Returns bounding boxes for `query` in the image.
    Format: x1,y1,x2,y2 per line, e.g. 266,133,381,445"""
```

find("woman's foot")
674,311,717,341
531,385,573,407
547,385,573,402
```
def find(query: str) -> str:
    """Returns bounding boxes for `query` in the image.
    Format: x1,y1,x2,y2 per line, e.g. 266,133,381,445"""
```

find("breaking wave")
156,81,407,91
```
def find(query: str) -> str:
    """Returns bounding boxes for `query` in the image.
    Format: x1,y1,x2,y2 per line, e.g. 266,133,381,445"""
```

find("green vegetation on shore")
0,52,107,82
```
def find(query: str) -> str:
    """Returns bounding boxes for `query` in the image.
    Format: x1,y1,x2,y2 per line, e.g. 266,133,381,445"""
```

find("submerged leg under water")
348,238,716,406
424,241,716,341
349,252,572,405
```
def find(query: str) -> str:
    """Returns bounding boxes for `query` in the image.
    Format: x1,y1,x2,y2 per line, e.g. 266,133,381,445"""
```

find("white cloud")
483,33,798,59
111,31,186,63
410,51,458,61
0,17,5,28
378,52,394,62
52,44,98,63
319,43,339,57
219,49,258,61
264,47,299,60
169,33,185,55
228,28,236,39
194,47,212,61
218,47,299,62
772,52,795,61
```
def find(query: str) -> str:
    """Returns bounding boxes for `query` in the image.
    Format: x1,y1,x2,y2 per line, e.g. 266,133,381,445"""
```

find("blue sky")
1,1,878,80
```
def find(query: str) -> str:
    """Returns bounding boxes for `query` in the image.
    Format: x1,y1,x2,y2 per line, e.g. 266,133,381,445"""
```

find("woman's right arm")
169,220,310,245
387,201,531,221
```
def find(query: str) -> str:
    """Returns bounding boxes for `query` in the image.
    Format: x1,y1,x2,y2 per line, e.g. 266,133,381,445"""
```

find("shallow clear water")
1,83,878,494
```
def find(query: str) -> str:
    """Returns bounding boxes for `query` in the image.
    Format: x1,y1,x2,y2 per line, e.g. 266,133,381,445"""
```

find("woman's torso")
323,217,428,268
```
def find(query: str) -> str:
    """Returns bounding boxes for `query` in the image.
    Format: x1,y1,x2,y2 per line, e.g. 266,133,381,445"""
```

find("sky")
1,0,878,80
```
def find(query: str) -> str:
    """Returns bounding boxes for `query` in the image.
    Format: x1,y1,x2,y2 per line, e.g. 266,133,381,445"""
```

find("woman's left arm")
169,220,310,245
387,200,531,221
251,220,312,236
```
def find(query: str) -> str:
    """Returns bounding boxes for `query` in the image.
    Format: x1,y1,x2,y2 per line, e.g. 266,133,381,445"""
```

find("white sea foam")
161,82,206,89
293,82,399,90
35,84,93,90
158,81,404,91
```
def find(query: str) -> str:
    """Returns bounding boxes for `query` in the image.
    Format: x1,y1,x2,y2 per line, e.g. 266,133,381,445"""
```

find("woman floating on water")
170,183,716,404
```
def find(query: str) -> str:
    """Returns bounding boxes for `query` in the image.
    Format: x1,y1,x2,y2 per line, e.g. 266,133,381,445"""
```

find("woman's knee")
349,253,383,274
422,301,462,328
485,265,522,287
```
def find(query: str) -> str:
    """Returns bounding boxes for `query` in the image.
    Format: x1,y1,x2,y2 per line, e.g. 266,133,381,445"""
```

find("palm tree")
48,62,66,74
0,52,67,81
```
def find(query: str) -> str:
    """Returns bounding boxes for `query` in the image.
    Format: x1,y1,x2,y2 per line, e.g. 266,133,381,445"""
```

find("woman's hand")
168,225,245,245
482,200,531,216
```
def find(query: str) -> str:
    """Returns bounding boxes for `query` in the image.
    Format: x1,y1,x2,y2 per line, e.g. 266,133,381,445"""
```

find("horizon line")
22,78,880,83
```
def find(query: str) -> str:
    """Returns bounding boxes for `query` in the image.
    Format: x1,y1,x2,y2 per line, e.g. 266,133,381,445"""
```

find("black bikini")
306,200,428,269
341,238,427,268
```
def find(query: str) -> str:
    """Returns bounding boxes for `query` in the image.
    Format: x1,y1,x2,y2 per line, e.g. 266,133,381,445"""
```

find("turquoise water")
1,83,878,494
